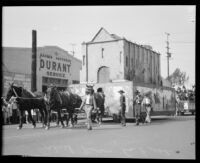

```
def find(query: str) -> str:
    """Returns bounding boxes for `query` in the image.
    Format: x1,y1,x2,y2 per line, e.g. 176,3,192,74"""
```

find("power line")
171,41,195,44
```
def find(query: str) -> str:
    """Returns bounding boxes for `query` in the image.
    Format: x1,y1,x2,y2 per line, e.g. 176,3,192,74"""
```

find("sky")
2,6,196,88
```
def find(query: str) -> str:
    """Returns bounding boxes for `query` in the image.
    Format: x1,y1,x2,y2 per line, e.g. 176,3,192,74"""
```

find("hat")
97,87,103,92
118,90,125,93
49,83,54,88
86,84,94,93
135,89,140,94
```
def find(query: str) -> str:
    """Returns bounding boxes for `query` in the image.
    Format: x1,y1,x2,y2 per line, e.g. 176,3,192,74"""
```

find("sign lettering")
39,52,72,79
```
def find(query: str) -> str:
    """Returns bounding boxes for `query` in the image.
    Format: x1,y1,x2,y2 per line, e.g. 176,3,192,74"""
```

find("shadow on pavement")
101,115,195,126
94,127,122,130
146,116,195,126
3,115,195,130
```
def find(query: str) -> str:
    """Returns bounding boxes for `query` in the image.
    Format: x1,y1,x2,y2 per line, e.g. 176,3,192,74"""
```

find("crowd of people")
2,96,19,125
175,85,195,116
175,85,195,101
1,97,69,126
1,97,43,125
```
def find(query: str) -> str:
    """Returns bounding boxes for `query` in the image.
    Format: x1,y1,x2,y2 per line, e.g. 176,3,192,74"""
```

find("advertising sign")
38,52,72,79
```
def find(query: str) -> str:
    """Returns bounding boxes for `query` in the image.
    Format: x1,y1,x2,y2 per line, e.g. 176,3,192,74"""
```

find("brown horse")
5,83,48,129
92,88,105,124
45,86,82,129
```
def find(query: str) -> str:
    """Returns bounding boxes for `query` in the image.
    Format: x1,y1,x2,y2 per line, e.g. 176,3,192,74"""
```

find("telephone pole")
165,32,172,79
70,43,76,56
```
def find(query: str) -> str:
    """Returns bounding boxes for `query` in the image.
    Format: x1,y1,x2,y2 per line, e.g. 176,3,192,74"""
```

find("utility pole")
70,43,76,56
165,32,172,79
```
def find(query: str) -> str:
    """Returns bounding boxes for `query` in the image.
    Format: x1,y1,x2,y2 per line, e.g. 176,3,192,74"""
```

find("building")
80,27,162,85
2,46,82,96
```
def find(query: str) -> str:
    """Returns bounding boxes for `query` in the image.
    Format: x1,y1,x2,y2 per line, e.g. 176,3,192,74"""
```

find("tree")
167,68,189,86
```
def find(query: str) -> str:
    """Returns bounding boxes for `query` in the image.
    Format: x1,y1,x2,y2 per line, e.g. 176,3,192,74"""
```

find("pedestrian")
9,96,18,124
96,87,105,125
118,90,126,126
79,85,97,130
25,110,29,124
1,97,8,125
31,109,37,123
142,94,152,124
2,105,7,125
175,94,180,116
6,101,13,125
133,89,142,125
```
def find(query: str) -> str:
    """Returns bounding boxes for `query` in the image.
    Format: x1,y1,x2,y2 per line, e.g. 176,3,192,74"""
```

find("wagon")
69,81,176,122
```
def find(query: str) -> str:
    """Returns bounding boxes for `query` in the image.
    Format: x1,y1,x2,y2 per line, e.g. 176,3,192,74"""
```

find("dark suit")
119,94,126,126
96,92,105,123
133,95,142,125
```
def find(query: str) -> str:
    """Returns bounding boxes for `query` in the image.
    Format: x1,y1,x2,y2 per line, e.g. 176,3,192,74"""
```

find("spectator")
118,90,126,127
133,89,143,126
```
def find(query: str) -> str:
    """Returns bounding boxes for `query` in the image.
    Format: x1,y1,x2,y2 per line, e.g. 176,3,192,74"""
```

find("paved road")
2,115,195,159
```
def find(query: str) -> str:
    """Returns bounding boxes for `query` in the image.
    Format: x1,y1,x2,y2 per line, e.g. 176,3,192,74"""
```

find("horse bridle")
45,92,51,105
45,88,55,106
48,87,62,106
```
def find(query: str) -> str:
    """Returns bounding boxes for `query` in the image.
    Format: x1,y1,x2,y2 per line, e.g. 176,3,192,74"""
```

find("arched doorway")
97,66,110,83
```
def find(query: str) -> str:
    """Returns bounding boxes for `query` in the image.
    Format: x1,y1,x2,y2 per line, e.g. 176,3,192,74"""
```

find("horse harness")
12,87,19,97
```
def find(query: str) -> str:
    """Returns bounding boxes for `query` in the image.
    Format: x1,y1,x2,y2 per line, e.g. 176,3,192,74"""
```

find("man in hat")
79,85,97,130
175,94,180,116
133,89,142,125
141,94,152,123
118,90,126,126
96,87,105,125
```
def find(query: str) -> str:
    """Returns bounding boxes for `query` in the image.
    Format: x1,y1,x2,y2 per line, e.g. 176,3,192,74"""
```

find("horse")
45,86,82,129
91,89,105,124
5,83,48,129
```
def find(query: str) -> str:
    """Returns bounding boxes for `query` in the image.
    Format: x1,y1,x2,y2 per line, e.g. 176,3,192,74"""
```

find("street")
2,115,195,159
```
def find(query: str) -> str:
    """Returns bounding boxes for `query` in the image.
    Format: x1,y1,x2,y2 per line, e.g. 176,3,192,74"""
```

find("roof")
2,47,32,74
88,27,159,54
110,34,122,40
2,46,82,74
38,46,81,63
90,27,122,43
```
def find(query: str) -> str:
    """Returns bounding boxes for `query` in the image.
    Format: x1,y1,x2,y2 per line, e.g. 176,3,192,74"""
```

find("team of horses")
4,83,103,130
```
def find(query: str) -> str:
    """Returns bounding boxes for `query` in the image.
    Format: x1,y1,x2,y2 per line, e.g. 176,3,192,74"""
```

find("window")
126,56,128,67
72,80,80,84
131,58,133,67
62,79,68,85
101,48,104,58
119,51,122,63
83,55,85,66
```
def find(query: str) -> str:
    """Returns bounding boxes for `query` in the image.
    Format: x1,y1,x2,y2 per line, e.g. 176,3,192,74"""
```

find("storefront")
2,46,82,95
